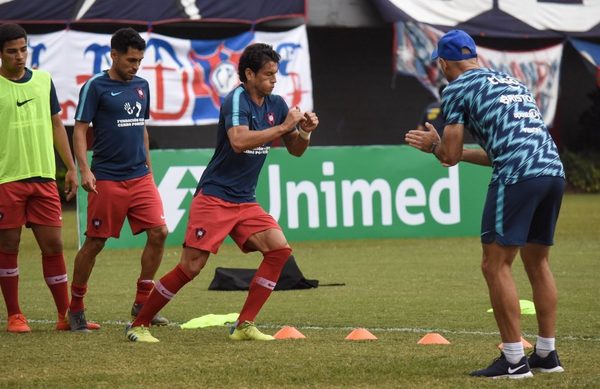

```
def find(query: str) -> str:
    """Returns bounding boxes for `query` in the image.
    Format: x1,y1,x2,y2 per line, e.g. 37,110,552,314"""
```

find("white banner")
382,0,600,33
26,26,313,126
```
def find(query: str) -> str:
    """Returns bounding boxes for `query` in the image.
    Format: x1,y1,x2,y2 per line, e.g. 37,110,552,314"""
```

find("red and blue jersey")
75,71,150,180
197,85,289,203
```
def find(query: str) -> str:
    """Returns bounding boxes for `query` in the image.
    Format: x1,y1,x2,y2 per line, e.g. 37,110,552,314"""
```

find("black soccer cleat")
528,347,564,373
470,353,533,379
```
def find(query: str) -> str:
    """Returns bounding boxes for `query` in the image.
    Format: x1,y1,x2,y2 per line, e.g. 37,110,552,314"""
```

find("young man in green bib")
0,24,97,332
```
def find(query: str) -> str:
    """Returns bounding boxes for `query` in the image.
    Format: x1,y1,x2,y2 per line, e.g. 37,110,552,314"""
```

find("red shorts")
184,192,281,254
86,174,165,238
0,181,62,229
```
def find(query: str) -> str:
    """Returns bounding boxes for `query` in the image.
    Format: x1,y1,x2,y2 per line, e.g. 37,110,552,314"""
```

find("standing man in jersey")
68,27,169,332
0,23,86,332
406,30,565,378
126,43,319,343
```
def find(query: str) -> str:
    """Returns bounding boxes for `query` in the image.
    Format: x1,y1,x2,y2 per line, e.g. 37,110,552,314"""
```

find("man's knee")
0,233,21,253
147,226,168,246
480,258,493,278
41,238,64,255
180,248,209,278
81,237,106,256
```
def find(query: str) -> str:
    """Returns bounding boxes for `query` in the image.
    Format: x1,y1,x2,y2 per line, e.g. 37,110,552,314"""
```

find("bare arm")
461,147,491,166
73,120,97,193
431,123,464,166
51,114,78,201
282,111,319,157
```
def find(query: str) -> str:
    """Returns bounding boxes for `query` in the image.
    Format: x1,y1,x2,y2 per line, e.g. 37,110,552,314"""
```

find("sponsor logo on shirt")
16,98,34,107
118,101,145,127
487,75,521,88
521,127,543,134
513,109,541,120
499,94,535,105
243,146,270,155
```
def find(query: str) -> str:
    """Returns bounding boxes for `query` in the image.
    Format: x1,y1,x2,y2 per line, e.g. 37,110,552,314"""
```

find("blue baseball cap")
431,30,477,61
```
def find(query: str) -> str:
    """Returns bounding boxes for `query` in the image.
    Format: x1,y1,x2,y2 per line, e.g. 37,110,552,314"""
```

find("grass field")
1,194,598,388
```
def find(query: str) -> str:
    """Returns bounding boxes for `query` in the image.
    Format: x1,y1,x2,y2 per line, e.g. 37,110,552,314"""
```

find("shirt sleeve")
75,78,99,123
49,79,61,115
224,90,251,130
144,81,150,120
280,97,289,125
441,84,466,125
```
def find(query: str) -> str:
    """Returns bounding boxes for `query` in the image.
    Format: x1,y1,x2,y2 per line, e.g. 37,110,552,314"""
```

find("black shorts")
481,176,565,246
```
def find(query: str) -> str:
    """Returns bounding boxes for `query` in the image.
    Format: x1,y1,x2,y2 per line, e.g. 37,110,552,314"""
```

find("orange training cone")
498,337,533,350
274,326,306,339
345,328,377,340
417,333,451,345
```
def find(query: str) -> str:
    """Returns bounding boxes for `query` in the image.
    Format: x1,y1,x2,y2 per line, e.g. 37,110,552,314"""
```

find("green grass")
1,194,599,388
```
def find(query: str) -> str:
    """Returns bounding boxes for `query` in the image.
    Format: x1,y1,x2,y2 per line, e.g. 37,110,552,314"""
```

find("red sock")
0,251,21,316
237,248,292,324
69,284,87,313
132,264,191,327
42,253,69,316
135,279,155,305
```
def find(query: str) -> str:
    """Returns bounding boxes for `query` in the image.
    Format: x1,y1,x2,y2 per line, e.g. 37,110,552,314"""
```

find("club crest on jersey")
267,112,275,126
0,212,4,222
136,88,145,99
92,218,102,229
196,228,206,239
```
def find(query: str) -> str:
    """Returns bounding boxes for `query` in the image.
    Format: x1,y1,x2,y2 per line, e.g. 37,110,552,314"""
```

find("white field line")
8,318,600,342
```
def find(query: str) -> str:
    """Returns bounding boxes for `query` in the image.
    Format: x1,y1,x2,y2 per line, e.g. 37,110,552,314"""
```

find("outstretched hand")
404,122,441,153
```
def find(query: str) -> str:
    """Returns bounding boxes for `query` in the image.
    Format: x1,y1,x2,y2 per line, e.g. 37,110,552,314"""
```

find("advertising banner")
76,146,491,249
26,25,313,126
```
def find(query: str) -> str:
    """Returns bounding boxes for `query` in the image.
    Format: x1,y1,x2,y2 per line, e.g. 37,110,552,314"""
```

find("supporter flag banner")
26,25,313,126
76,146,491,249
374,0,600,38
394,21,445,98
395,22,563,125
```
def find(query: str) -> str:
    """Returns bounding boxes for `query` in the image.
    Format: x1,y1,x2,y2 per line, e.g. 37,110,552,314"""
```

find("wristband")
430,142,439,154
298,128,311,141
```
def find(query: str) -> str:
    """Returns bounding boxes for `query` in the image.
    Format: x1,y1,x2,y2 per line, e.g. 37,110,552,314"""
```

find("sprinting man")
405,30,565,378
126,42,319,342
68,27,169,332
0,23,90,332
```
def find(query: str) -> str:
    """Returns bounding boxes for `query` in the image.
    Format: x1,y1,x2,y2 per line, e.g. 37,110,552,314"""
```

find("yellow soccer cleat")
126,325,160,343
229,321,275,341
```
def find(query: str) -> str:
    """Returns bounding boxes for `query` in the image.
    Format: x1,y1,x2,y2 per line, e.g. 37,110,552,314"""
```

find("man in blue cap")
406,30,565,379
